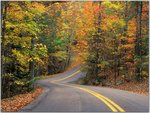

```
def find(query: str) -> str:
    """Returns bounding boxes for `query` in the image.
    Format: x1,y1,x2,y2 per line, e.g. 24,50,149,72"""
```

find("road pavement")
20,65,149,112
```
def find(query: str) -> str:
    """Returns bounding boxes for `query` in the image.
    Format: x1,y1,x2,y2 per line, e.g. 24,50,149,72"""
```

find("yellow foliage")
27,2,45,13
127,18,136,37
122,44,135,49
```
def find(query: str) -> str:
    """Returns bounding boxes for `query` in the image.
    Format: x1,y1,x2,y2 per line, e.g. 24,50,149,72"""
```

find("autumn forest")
1,1,149,101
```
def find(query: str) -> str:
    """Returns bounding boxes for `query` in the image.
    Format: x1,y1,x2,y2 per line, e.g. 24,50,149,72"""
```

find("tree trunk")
1,2,8,98
124,1,129,80
95,1,102,78
114,53,117,85
29,37,35,88
135,1,142,81
65,28,74,69
1,1,8,75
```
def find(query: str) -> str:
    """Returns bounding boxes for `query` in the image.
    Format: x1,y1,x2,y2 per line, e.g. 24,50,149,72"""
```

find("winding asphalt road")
21,65,149,112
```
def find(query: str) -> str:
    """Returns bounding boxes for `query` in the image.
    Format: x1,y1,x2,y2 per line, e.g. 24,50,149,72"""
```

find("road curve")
21,65,149,112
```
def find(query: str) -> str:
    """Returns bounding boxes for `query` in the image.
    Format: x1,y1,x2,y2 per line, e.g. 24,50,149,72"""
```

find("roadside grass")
35,75,52,80
35,74,60,80
36,62,81,80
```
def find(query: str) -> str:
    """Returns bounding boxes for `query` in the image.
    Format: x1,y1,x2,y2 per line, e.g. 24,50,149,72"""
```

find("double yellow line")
52,70,80,82
51,71,125,112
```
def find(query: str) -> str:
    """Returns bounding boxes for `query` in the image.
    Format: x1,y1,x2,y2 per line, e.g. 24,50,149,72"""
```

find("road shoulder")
19,87,49,112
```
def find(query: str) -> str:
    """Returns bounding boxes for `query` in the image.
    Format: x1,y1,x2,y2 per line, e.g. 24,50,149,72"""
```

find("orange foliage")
122,44,135,49
127,18,136,37
127,38,136,43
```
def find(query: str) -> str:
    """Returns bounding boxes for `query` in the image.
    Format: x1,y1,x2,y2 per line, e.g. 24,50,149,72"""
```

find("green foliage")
1,73,33,98
52,51,67,61
98,61,109,68
1,1,148,98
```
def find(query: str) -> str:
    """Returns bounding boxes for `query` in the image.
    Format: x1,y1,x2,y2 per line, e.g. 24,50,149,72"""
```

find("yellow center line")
67,84,125,112
50,71,125,112
62,83,118,112
51,70,80,82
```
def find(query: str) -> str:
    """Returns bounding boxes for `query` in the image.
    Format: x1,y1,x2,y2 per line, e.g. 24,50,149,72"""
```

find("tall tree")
1,1,8,75
135,1,143,81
